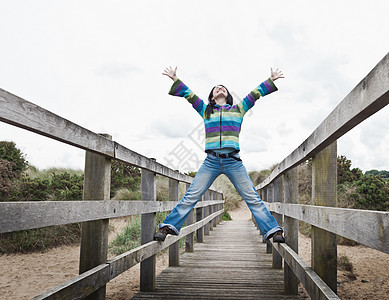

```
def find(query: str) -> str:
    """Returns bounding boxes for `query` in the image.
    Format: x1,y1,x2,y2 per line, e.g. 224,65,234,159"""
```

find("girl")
154,66,285,243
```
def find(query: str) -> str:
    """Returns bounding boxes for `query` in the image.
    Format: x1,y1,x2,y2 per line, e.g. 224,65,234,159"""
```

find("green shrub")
354,174,389,211
49,172,84,201
0,141,28,176
109,211,170,255
0,159,17,200
8,176,50,201
222,211,232,221
110,161,141,198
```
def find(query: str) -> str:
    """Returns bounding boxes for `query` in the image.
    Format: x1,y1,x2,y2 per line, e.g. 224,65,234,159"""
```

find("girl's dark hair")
204,85,233,119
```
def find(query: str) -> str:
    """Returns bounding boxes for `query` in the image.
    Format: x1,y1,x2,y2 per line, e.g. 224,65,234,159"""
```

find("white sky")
1,0,389,173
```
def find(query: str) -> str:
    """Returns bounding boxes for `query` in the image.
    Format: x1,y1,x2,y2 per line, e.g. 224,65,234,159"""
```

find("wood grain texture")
311,143,337,293
31,209,224,299
133,220,299,299
271,241,339,300
0,200,223,233
265,202,389,254
257,52,389,190
30,264,110,300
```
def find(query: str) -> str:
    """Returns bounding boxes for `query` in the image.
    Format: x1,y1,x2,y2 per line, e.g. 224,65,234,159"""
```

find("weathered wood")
265,202,389,254
196,194,204,243
31,264,110,300
133,220,299,300
272,178,283,269
0,88,225,193
169,178,180,267
312,142,337,294
115,143,195,185
204,190,210,236
140,167,157,292
283,168,299,295
0,200,223,234
109,209,224,279
271,241,340,300
79,135,111,300
266,184,273,254
257,52,389,190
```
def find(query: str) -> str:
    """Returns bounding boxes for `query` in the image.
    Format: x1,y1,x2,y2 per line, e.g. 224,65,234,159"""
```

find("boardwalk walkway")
133,220,299,299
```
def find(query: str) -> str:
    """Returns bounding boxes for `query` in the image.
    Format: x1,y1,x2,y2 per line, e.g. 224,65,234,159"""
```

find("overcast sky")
1,0,389,174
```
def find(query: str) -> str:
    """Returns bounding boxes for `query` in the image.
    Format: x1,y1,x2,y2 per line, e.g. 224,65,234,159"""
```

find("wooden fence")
0,87,224,299
254,52,389,299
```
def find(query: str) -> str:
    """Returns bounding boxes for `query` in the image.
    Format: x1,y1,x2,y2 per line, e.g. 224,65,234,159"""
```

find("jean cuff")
158,223,179,235
264,226,283,240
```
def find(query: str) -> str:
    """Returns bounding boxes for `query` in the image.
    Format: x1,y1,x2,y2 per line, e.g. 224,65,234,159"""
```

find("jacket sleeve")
169,78,206,118
237,78,278,117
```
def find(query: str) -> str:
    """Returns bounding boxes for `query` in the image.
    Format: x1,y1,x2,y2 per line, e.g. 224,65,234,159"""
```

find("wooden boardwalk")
133,220,299,299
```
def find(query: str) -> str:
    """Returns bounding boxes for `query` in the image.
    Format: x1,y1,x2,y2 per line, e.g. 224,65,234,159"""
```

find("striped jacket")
169,78,278,151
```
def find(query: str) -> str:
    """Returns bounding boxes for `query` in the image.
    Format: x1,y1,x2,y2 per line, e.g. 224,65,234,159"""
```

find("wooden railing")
0,88,224,299
254,52,389,299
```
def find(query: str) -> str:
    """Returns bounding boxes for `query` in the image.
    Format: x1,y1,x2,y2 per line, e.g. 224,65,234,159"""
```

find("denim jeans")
159,154,283,240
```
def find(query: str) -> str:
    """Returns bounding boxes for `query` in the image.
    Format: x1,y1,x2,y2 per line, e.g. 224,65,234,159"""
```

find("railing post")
204,190,210,236
312,141,337,294
272,177,282,269
210,191,215,230
266,185,273,253
196,193,204,243
169,178,180,266
216,192,223,224
261,187,267,243
185,182,195,252
140,162,157,292
283,167,299,295
79,133,111,300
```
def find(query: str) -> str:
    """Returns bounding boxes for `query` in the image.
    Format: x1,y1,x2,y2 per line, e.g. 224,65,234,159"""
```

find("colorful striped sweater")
169,78,278,152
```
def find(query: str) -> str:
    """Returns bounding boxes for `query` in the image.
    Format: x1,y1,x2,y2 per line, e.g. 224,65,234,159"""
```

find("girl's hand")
270,68,284,81
162,66,178,81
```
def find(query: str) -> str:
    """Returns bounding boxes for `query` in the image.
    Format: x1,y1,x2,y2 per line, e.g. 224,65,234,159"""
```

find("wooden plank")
30,264,110,300
311,142,337,293
0,200,223,233
168,179,180,267
266,202,389,254
257,52,389,190
31,209,224,299
283,168,299,295
184,182,195,252
0,88,114,157
140,167,157,292
0,88,224,193
272,241,339,300
115,143,194,184
79,138,112,300
272,178,283,269
108,209,224,279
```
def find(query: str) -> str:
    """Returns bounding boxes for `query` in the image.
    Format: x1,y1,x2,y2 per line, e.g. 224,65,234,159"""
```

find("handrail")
0,84,224,300
253,52,389,300
265,202,389,254
31,209,224,300
257,52,389,190
0,200,224,234
0,88,213,185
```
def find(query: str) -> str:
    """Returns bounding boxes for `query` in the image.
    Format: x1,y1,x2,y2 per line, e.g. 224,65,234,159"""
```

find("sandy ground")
0,202,388,299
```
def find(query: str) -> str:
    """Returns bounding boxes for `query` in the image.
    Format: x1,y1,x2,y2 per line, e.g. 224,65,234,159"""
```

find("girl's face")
212,85,228,100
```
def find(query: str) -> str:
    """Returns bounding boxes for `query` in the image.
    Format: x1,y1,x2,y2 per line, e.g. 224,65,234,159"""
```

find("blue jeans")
159,154,283,240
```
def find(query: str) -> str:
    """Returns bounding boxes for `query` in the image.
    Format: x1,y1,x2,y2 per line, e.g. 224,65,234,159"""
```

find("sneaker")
272,231,285,243
153,226,174,242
